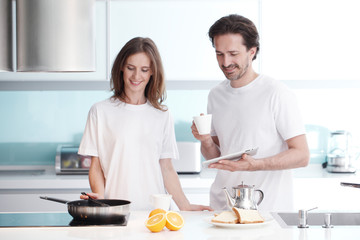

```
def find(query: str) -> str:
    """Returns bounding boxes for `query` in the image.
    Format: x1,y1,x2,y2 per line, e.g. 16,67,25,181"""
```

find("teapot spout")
223,187,235,210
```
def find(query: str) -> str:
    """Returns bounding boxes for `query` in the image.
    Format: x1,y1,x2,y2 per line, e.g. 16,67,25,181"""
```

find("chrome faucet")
322,213,334,228
298,207,318,228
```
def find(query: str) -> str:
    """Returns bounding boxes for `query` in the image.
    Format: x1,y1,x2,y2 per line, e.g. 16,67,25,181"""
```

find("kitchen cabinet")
0,179,209,212
0,174,91,212
0,166,212,212
2,165,360,213
0,1,107,83
0,0,259,90
1,191,91,212
2,0,360,90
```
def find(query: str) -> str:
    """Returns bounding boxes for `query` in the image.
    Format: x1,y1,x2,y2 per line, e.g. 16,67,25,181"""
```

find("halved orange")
148,208,167,218
145,213,166,232
165,211,184,231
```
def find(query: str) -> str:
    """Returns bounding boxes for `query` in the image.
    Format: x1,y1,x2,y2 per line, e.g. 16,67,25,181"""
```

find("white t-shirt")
78,98,179,210
207,74,305,211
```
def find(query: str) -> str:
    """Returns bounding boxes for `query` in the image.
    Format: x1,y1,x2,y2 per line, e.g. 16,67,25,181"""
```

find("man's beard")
222,62,249,81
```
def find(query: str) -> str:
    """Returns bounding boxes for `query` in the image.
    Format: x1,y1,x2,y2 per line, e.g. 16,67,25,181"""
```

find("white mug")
149,194,172,210
193,114,212,135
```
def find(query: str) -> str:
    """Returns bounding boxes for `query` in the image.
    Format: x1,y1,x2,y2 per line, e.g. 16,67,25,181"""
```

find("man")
191,14,310,211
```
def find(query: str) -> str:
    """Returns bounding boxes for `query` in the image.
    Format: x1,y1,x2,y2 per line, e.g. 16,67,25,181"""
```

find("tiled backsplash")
1,87,360,166
0,90,209,166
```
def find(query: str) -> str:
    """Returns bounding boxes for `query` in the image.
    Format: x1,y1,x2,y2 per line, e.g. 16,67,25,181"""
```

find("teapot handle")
255,189,264,206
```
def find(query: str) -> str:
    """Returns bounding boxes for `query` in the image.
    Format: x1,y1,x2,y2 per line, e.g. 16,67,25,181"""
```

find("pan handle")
81,192,110,207
340,182,360,188
40,196,68,204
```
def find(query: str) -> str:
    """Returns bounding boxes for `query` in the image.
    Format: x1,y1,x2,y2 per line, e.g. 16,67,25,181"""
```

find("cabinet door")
0,1,107,81
0,189,91,212
109,0,259,82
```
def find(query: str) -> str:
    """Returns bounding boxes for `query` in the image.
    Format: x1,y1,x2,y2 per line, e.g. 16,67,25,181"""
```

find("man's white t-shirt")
78,98,179,210
207,74,305,211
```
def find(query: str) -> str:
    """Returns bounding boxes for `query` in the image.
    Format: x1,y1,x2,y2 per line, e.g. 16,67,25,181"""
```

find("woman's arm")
80,156,105,199
159,158,212,211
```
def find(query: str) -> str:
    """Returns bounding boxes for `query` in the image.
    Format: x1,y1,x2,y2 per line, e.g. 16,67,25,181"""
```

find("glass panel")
261,0,360,81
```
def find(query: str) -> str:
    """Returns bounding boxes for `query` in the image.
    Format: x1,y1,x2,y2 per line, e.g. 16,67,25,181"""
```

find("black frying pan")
40,196,131,224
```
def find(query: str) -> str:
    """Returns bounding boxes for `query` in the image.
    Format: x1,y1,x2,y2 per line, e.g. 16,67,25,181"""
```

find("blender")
326,130,356,173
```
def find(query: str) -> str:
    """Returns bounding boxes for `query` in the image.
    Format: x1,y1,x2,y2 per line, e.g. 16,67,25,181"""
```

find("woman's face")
122,52,153,96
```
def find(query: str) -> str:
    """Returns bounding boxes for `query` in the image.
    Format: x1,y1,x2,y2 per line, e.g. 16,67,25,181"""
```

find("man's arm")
208,134,310,171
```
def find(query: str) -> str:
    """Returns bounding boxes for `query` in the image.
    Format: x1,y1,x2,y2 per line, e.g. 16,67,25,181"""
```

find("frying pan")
40,196,131,225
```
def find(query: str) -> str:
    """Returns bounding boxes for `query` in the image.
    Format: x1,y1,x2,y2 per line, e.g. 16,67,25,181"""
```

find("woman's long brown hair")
110,37,167,111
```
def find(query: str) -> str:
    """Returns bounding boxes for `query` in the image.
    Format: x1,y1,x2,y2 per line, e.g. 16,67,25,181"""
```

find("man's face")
214,33,256,81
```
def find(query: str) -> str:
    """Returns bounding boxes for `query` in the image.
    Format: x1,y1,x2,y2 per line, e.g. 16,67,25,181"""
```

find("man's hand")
191,121,212,142
208,154,260,172
208,135,310,171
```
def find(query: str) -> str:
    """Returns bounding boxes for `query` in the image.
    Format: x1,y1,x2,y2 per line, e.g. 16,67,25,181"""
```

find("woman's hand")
80,192,102,200
183,204,213,211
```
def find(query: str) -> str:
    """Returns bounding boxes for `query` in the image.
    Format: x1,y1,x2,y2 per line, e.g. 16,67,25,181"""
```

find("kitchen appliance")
326,130,357,173
55,145,91,175
40,196,130,224
0,212,127,227
56,142,201,175
223,183,264,210
172,142,202,174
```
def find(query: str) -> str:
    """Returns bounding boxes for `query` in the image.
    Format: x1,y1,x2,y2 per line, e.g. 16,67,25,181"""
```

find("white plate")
202,147,258,168
206,215,273,228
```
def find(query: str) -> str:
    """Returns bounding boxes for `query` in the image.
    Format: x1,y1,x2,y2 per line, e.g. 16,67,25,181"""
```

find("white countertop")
1,211,360,240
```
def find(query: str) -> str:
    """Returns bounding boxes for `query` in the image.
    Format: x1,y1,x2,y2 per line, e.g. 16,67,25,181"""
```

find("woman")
78,37,211,211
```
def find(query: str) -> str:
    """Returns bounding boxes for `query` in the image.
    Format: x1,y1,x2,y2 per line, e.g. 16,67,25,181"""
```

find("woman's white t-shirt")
207,74,305,211
78,98,179,210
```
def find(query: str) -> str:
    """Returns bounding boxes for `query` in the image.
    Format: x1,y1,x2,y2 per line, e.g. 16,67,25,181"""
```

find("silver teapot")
223,183,264,210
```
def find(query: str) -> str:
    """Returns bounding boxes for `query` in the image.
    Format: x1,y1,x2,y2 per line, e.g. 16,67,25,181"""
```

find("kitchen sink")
271,212,360,228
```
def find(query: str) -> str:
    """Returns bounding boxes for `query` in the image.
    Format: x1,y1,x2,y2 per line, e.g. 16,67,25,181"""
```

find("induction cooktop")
0,212,128,227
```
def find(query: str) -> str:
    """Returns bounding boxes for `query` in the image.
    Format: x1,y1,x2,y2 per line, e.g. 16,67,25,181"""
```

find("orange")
145,213,166,233
165,211,184,231
148,208,167,218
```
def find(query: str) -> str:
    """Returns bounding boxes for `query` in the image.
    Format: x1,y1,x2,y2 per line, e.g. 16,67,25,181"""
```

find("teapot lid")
233,182,254,189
